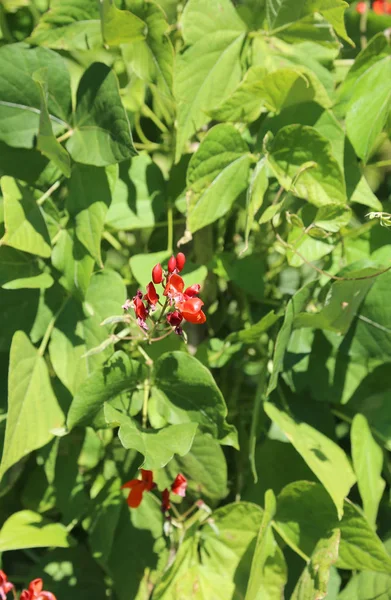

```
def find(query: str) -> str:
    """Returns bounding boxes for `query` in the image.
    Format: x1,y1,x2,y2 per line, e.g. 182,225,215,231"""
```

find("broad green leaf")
351,414,385,527
130,250,171,289
104,404,197,469
227,310,280,344
67,351,146,429
153,351,238,446
51,228,94,299
0,331,64,480
294,267,379,335
121,1,174,121
100,0,146,45
307,0,353,46
105,154,165,231
186,124,252,233
66,164,112,266
266,0,307,30
1,177,51,258
32,69,71,178
264,404,356,518
66,63,137,167
0,142,61,190
243,158,269,252
274,482,391,573
0,510,72,551
0,43,71,148
339,568,391,600
0,289,40,352
286,225,334,268
28,0,102,50
291,529,340,600
174,0,247,160
266,125,347,207
0,246,53,290
344,140,382,211
85,269,126,323
245,490,287,600
268,282,316,394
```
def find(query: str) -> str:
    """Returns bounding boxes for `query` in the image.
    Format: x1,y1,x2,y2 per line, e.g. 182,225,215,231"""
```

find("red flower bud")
161,488,171,512
167,255,177,273
166,310,183,327
171,473,187,497
152,263,163,284
176,252,186,272
184,284,201,298
356,1,367,13
145,282,159,306
133,296,147,321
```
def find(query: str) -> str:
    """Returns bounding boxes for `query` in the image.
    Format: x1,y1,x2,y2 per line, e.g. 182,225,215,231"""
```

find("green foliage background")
0,0,391,598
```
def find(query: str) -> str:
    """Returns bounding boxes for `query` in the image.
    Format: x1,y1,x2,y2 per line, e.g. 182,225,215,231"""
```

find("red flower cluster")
356,1,391,13
122,471,188,511
0,573,55,600
0,571,13,600
123,253,206,333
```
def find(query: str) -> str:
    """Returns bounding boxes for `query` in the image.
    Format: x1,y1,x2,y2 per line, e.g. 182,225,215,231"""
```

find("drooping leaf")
174,0,247,160
100,0,146,46
186,124,252,233
264,404,356,518
0,510,72,551
351,414,385,528
0,331,64,480
66,63,137,167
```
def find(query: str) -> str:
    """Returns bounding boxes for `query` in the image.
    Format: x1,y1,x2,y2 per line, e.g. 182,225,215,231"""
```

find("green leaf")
153,351,238,446
66,164,112,266
0,43,71,148
104,404,197,469
32,69,71,178
351,414,385,527
266,0,307,30
186,124,252,233
291,529,340,600
85,269,126,323
345,36,391,162
264,405,356,518
100,0,146,45
338,568,391,600
243,158,269,252
245,490,287,600
307,0,353,46
268,282,316,394
174,0,247,160
105,154,165,231
129,250,170,289
0,246,53,290
67,351,146,429
0,331,64,480
0,510,72,551
28,0,102,50
227,310,280,344
66,63,137,167
51,228,94,299
0,177,51,258
266,125,347,207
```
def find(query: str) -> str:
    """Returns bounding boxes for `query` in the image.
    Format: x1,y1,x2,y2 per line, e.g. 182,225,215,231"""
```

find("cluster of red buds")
123,252,206,336
356,1,391,14
0,572,56,600
122,470,187,512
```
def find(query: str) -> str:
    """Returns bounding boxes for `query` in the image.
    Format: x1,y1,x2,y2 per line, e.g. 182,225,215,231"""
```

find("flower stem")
167,203,173,253
39,297,69,357
142,377,150,428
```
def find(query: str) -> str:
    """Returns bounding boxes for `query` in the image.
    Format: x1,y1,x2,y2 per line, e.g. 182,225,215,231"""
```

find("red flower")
373,0,391,13
168,255,177,273
133,295,147,320
161,488,171,512
20,579,56,600
184,284,201,298
164,274,185,299
356,1,367,12
177,298,206,324
144,282,159,306
122,470,155,508
152,263,163,284
176,252,186,272
171,473,188,497
166,310,183,327
0,570,13,600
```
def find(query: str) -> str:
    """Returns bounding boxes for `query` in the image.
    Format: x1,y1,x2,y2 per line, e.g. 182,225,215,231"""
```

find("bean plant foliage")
0,0,391,598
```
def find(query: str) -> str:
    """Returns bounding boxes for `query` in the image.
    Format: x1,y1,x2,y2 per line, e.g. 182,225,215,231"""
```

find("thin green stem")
37,180,61,206
56,129,74,143
142,105,168,133
39,297,69,356
167,203,174,253
103,231,122,251
142,377,150,428
138,345,153,367
369,159,391,168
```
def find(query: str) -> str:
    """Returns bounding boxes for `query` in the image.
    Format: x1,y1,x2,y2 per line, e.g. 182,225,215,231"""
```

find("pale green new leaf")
104,404,197,469
0,510,72,551
351,414,385,527
264,404,356,518
174,0,247,160
100,0,146,45
186,124,252,233
266,125,347,207
1,177,51,258
0,331,64,480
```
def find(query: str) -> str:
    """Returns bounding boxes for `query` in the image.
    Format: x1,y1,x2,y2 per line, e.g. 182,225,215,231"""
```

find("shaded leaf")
0,510,72,551
100,0,146,46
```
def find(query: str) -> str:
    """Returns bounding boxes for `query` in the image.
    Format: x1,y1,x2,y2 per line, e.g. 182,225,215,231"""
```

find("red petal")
20,592,30,600
184,284,200,298
176,252,186,272
181,309,206,324
141,469,155,491
161,488,171,511
127,481,145,508
29,579,43,594
40,592,57,600
171,473,188,497
145,282,159,305
121,479,139,489
168,256,177,273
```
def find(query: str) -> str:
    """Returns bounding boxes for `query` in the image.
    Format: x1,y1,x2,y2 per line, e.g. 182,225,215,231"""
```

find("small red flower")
133,294,147,320
356,1,367,12
122,470,155,508
373,0,391,12
0,570,13,600
184,284,201,298
171,473,188,497
20,579,56,600
166,310,183,327
161,488,171,512
177,298,206,324
176,252,186,272
167,255,177,273
164,274,185,299
145,282,159,306
152,263,163,284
